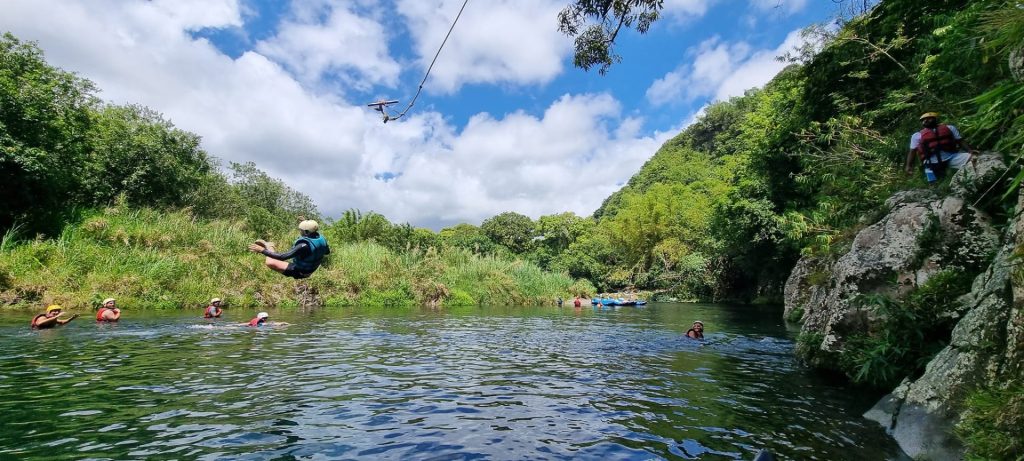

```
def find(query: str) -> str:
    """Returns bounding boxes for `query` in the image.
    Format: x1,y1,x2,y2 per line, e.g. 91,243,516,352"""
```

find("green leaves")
557,0,664,74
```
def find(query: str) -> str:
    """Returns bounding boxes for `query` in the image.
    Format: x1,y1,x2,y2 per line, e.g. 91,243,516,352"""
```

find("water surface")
0,303,906,460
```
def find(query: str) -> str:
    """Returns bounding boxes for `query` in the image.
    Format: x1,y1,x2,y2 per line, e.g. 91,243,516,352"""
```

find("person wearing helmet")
247,220,330,279
31,304,79,329
905,112,978,182
686,320,705,340
96,298,121,322
247,312,270,327
204,298,223,318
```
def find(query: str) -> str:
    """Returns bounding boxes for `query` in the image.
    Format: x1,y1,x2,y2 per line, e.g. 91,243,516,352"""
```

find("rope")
388,0,469,122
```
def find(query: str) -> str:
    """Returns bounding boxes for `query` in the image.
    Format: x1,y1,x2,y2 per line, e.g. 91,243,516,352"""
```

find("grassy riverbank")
0,206,593,310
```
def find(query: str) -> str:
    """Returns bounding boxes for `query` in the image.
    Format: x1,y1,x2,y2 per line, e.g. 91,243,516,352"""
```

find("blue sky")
2,0,838,229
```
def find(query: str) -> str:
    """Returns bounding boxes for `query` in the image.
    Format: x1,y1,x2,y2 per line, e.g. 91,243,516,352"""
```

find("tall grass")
0,206,593,310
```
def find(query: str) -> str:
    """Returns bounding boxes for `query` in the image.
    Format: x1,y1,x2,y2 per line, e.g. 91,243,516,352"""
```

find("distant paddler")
247,220,330,279
30,304,78,329
96,298,121,322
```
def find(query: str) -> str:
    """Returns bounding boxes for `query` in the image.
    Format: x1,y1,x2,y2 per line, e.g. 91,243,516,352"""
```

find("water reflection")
0,304,906,460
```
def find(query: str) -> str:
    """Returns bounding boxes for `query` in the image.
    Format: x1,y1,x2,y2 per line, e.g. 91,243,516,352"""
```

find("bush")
839,270,974,389
443,289,477,307
956,384,1024,461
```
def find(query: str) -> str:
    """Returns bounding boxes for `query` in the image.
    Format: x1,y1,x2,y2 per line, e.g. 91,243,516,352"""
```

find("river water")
0,303,907,460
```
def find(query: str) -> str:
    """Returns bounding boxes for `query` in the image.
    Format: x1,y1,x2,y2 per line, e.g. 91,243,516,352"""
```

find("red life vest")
30,314,47,329
96,307,117,322
248,317,263,327
204,305,219,318
917,125,959,161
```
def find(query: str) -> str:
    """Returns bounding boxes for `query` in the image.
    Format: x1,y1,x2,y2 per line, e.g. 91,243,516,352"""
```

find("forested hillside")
542,0,1023,301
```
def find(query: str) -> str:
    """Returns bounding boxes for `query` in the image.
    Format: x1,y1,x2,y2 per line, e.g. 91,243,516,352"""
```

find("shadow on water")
0,303,907,460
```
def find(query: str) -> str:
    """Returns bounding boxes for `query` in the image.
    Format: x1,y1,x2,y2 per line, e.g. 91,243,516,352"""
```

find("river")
0,303,907,460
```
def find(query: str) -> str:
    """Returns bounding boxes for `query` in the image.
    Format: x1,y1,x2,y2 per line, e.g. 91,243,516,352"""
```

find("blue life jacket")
292,233,329,273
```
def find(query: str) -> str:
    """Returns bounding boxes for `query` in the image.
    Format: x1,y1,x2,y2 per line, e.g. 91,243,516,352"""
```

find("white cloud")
1,0,669,229
255,2,401,92
645,29,807,105
662,0,715,19
395,0,569,94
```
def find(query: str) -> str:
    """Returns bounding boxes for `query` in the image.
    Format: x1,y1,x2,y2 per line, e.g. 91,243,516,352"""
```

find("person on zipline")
247,220,330,279
905,112,978,182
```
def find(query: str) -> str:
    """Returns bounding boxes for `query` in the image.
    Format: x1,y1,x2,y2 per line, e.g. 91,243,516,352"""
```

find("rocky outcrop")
785,153,1020,458
785,190,997,361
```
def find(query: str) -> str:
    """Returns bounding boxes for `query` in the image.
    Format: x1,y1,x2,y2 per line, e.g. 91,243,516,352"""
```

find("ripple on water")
0,306,908,460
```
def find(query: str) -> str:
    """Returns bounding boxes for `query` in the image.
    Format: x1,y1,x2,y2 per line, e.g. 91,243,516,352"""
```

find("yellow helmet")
46,304,63,313
919,112,940,120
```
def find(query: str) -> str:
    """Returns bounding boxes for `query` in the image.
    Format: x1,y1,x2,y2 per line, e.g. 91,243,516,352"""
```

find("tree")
557,0,663,75
85,104,212,208
228,161,319,236
0,33,97,233
439,223,495,254
480,211,535,254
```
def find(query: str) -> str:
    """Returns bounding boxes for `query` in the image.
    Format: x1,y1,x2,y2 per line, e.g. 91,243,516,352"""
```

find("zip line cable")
368,0,469,123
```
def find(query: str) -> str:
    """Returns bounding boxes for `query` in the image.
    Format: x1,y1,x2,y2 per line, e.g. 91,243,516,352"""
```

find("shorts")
924,151,971,168
282,263,312,279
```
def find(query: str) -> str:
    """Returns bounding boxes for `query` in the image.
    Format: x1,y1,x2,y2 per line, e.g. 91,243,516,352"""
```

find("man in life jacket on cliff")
904,112,978,182
247,220,330,279
31,304,79,329
204,298,223,318
96,298,121,322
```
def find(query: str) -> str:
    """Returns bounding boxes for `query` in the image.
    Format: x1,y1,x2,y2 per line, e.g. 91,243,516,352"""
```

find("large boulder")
786,194,997,358
863,203,1020,460
950,152,1007,202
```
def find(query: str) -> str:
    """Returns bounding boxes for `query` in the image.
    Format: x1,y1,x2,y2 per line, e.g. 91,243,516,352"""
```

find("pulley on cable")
366,0,469,123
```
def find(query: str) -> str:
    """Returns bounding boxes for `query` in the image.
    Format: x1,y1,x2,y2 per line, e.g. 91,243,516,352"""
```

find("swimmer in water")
244,312,289,327
685,320,704,340
30,305,79,329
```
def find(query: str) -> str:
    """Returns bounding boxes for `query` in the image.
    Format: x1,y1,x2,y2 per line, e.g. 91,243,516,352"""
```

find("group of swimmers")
29,297,282,329
27,218,332,331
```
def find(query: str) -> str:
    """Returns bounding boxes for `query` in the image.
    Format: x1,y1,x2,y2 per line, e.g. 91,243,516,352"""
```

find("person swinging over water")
247,220,330,279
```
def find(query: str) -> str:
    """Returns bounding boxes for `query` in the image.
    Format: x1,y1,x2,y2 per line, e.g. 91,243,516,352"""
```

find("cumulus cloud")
645,29,807,105
1,0,669,229
255,2,401,92
395,0,569,94
662,0,715,19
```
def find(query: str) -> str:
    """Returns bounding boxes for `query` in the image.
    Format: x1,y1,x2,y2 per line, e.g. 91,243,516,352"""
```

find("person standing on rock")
905,112,978,183
247,220,330,279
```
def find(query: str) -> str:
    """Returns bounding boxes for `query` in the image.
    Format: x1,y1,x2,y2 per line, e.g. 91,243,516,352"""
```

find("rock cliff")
784,153,1023,459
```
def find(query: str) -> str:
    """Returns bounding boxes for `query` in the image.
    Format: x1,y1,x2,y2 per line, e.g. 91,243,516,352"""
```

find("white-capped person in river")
686,320,704,340
244,312,289,327
204,298,223,318
30,304,79,329
247,220,330,279
96,298,121,322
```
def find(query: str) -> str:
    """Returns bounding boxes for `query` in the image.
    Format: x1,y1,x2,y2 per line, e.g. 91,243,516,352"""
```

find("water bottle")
924,166,937,183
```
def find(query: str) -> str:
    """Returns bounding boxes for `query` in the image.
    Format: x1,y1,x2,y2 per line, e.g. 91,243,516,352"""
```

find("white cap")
257,312,269,319
102,298,116,305
211,298,222,304
298,220,319,232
